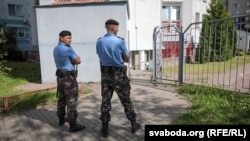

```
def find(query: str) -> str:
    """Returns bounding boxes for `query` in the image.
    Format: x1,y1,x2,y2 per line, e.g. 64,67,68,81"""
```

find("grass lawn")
0,61,41,96
163,54,250,74
173,84,250,124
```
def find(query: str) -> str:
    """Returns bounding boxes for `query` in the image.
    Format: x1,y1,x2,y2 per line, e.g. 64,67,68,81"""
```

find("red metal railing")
0,87,56,113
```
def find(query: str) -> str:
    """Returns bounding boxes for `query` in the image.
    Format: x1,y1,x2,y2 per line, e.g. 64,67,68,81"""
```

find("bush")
0,25,24,61
235,51,244,56
0,44,24,61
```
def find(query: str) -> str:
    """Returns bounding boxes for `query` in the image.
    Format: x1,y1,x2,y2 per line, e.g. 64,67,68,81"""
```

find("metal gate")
152,25,182,85
152,14,250,94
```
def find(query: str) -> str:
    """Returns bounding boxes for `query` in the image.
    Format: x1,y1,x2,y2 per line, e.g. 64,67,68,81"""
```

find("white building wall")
36,3,128,83
126,0,161,70
237,30,250,51
182,0,211,30
128,0,161,51
39,0,51,5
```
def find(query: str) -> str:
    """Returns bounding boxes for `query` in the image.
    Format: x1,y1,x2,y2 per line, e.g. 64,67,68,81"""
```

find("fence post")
178,28,184,85
153,26,159,81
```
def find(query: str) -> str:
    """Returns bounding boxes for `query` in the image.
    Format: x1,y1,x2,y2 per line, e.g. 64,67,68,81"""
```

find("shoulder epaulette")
117,36,124,40
97,37,102,40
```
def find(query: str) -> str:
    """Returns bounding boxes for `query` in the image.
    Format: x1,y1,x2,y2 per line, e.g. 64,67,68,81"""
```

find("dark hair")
105,19,119,25
59,30,71,37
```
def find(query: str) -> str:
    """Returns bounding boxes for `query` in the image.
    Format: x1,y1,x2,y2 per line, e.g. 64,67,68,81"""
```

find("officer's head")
105,19,119,35
59,30,72,46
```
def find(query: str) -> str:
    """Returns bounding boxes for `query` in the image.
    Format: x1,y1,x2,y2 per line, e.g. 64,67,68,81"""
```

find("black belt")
56,69,76,77
101,66,124,73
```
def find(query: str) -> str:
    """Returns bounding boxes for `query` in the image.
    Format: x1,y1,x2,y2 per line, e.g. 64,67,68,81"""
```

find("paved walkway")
0,81,190,141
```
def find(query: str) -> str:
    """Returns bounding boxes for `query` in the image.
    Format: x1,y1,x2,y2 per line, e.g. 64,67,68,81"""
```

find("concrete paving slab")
0,82,190,141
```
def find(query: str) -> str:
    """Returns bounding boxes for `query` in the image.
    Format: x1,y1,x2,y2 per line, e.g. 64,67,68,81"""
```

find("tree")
0,26,7,59
195,0,237,63
0,25,24,60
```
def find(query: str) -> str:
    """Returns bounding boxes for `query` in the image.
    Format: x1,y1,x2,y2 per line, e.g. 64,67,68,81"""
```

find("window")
195,12,200,28
232,11,239,15
172,6,180,20
8,4,23,16
234,3,240,8
7,27,25,38
247,1,250,6
202,14,206,21
246,9,250,13
17,28,25,38
162,6,180,21
162,6,170,21
196,12,200,22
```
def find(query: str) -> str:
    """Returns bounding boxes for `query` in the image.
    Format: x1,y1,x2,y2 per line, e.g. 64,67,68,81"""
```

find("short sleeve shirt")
96,34,128,67
53,42,78,71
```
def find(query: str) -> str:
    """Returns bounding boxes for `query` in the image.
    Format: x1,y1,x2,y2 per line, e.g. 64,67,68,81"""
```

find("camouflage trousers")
57,74,78,125
100,68,137,123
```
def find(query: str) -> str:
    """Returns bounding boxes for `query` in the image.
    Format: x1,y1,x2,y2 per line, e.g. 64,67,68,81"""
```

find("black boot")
101,122,109,138
58,118,65,126
59,117,68,126
69,123,86,132
131,120,141,133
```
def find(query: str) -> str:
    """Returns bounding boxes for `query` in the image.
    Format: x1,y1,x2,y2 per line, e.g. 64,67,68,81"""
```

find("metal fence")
138,14,250,94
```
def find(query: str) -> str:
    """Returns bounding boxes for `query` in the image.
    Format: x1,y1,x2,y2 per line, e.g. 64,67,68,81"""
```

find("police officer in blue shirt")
53,30,85,132
96,19,141,138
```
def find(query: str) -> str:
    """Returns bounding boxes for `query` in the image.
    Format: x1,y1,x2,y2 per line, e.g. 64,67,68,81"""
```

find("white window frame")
161,5,180,21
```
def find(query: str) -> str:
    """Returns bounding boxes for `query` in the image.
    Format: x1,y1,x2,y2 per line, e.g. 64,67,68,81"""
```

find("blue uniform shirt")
53,42,78,71
96,34,128,67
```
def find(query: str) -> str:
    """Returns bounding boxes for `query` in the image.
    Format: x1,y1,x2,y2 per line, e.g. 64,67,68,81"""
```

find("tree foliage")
0,26,8,58
0,25,24,60
195,0,237,63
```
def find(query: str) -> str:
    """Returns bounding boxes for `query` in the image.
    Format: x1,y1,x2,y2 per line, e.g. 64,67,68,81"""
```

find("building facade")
152,0,211,68
224,0,250,51
36,0,212,83
226,0,250,16
224,0,250,30
37,0,211,71
0,0,39,60
128,0,211,70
